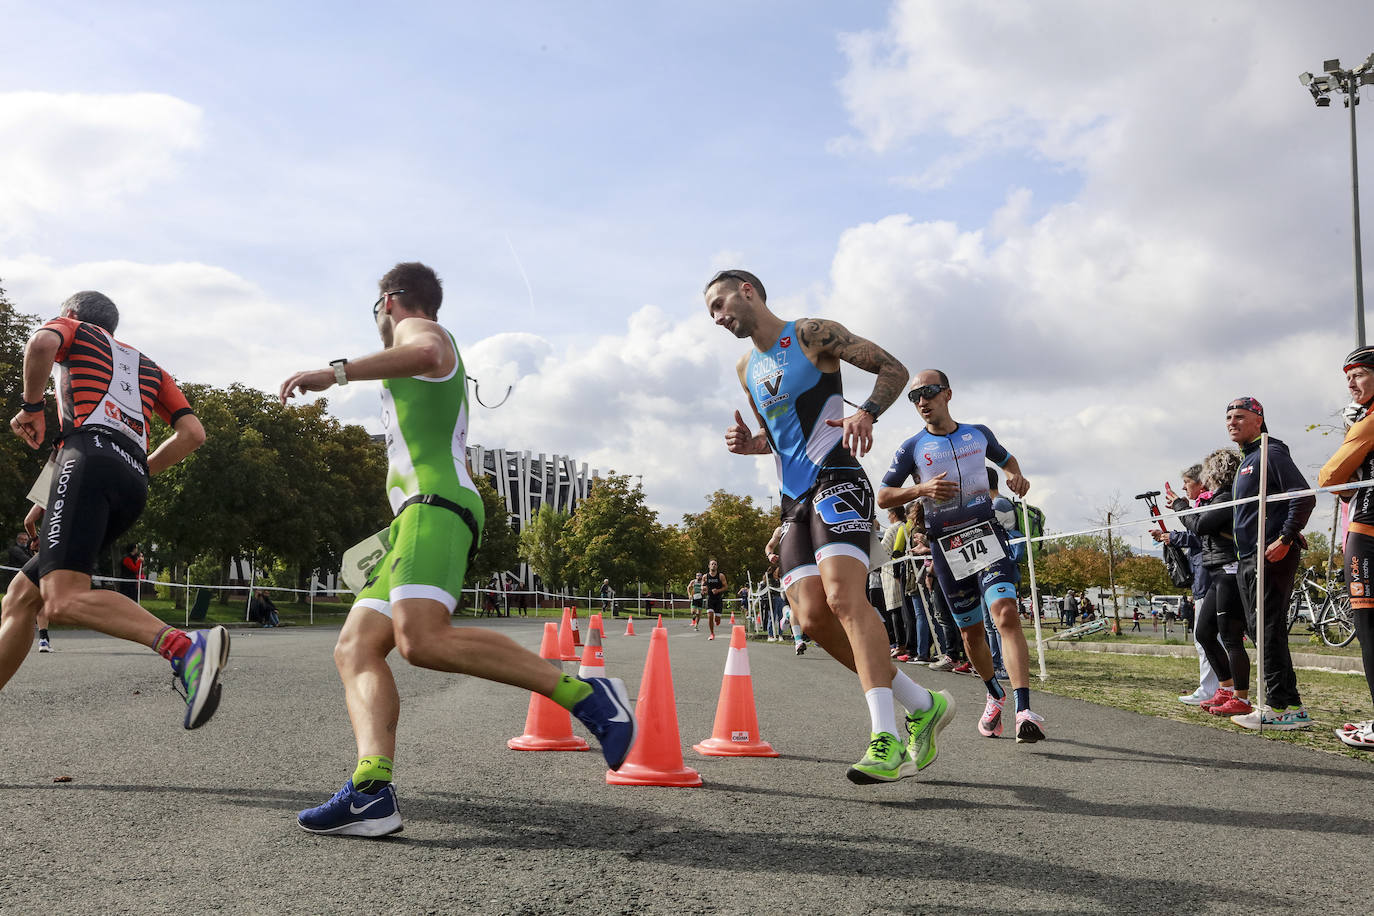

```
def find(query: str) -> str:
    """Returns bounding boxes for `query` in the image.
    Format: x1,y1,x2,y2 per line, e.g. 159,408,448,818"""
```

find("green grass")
1032,646,1373,760
1048,622,1363,657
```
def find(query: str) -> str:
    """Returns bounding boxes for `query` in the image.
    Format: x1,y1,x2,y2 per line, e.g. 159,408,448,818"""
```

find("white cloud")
0,92,203,234
818,0,1368,537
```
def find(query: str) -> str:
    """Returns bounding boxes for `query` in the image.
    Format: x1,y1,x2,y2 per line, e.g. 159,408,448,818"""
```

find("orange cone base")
692,736,779,757
606,761,702,787
508,734,590,751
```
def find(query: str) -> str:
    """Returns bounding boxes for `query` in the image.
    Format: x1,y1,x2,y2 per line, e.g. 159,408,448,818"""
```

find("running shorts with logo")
355,496,483,617
1346,530,1374,612
930,524,1019,628
26,428,150,584
778,471,874,589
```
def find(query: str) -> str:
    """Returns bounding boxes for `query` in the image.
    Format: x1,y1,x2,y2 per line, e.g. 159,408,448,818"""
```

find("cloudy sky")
3,0,1373,547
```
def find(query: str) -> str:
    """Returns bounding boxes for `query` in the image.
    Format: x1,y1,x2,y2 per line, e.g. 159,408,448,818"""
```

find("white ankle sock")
890,670,933,713
864,687,898,736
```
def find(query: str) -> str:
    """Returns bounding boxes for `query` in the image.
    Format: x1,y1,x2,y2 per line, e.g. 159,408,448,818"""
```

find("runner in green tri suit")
279,262,635,838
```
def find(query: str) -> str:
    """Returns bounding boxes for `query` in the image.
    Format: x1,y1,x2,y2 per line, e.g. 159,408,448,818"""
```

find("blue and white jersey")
746,321,862,502
882,423,1011,534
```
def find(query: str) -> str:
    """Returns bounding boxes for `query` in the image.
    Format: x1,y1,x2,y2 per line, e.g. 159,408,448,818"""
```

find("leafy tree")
467,476,519,587
1116,555,1174,596
0,290,49,527
1036,546,1109,594
519,504,573,590
679,489,777,590
560,472,663,593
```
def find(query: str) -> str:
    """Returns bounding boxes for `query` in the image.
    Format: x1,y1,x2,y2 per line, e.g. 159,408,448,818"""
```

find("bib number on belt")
938,522,1005,579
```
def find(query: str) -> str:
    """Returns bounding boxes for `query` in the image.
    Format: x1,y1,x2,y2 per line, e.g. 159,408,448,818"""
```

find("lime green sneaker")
845,731,916,784
905,689,956,770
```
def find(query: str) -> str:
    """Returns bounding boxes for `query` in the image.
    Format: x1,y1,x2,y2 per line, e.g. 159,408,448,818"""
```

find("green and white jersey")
379,327,483,522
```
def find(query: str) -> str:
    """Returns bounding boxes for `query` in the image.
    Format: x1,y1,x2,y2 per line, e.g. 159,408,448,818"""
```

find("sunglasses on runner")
373,289,406,318
907,384,948,404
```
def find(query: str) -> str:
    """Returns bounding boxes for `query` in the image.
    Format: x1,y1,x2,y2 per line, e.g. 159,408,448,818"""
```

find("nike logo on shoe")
349,796,388,815
601,683,630,723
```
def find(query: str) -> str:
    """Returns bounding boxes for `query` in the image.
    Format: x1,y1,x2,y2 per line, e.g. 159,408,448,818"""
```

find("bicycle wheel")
1317,593,1357,648
1286,592,1304,633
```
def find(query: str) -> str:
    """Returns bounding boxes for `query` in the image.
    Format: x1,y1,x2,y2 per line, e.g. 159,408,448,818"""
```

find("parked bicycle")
1287,566,1356,648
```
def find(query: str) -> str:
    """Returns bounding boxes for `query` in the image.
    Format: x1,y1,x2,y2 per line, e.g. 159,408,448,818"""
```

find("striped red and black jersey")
39,316,195,454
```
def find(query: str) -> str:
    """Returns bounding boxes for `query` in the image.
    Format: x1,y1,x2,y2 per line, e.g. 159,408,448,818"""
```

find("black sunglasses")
373,289,406,317
907,384,948,404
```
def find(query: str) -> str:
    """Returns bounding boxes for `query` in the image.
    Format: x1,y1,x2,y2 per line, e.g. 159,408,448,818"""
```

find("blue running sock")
984,677,1005,700
1014,687,1030,713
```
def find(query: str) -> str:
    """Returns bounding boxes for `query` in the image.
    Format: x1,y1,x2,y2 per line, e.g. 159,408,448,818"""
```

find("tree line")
0,289,778,602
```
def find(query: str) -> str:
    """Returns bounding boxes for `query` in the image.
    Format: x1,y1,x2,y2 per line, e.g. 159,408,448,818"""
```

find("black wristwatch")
858,398,883,421
20,397,44,413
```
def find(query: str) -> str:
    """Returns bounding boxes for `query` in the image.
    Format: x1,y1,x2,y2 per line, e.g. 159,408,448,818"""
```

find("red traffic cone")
693,626,778,756
508,623,590,752
559,607,578,661
577,628,606,679
571,608,583,647
624,617,637,636
606,628,702,787
589,613,605,638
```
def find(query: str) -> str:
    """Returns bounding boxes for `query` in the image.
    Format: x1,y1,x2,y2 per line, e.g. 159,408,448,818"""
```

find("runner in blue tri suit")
706,268,955,784
878,368,1046,744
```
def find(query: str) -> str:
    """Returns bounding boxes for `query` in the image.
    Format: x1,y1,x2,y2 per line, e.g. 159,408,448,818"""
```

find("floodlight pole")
1347,70,1366,348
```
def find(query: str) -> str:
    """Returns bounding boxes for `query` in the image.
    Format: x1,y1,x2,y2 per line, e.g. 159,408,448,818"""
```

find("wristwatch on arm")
330,358,349,386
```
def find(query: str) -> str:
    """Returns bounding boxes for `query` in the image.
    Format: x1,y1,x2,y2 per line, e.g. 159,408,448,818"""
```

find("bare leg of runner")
989,598,1030,689
0,577,40,689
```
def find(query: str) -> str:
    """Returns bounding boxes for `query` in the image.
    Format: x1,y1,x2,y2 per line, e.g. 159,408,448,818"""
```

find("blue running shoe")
571,676,637,770
298,780,403,837
170,626,229,730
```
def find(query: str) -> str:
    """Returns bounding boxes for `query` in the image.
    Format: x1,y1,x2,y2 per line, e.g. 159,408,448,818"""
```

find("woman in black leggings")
1178,448,1252,716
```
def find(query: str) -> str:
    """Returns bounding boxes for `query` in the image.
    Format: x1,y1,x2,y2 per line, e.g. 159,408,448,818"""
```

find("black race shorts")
27,430,149,584
778,471,874,590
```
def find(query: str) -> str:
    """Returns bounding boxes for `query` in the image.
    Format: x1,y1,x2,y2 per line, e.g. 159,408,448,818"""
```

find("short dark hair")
125,543,138,554
62,291,119,333
703,269,767,302
379,262,443,317
931,369,950,388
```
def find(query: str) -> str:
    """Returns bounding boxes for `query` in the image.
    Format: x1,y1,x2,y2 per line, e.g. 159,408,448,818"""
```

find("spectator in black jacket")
1225,397,1315,730
1153,463,1219,706
1176,448,1251,717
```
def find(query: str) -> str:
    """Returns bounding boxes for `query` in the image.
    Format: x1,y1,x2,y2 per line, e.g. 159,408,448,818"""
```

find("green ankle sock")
550,674,593,711
352,755,393,794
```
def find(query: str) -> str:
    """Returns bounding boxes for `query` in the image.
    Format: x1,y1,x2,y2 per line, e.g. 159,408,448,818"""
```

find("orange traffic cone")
508,623,590,752
730,612,736,625
589,613,605,638
693,626,778,757
578,628,606,679
571,608,583,648
624,617,637,636
656,614,664,629
606,628,702,787
558,607,578,661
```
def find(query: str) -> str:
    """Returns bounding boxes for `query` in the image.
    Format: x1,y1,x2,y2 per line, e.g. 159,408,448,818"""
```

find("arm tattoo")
796,319,910,412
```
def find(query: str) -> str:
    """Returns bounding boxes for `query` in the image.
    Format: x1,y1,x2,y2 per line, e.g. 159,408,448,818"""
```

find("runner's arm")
1000,454,1030,497
279,317,453,403
147,413,206,476
10,329,62,449
726,354,771,455
797,318,908,458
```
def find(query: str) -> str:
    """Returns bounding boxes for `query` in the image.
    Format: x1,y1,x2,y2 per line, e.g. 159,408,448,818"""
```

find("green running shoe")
845,731,916,784
906,689,956,770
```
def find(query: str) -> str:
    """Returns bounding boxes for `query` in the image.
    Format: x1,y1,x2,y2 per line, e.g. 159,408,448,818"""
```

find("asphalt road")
1,620,1371,915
